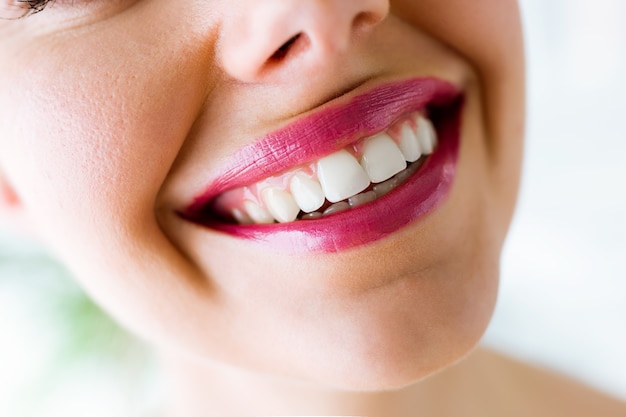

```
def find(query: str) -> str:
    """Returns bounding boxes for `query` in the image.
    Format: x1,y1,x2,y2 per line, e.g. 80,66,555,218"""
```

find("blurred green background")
0,233,160,417
2,0,626,415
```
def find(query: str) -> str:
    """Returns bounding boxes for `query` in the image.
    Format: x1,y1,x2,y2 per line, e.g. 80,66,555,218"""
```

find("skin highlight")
5,2,621,417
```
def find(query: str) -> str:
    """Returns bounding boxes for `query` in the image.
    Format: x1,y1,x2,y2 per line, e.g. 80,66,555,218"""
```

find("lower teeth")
297,158,423,220
348,191,377,208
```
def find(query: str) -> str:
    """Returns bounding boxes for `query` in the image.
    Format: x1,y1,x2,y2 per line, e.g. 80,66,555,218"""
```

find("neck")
160,348,487,417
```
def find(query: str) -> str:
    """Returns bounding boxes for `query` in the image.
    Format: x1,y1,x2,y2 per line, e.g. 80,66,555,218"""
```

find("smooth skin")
0,1,624,415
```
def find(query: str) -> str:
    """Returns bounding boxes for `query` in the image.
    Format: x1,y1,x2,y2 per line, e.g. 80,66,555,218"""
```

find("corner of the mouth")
180,187,219,222
181,168,242,221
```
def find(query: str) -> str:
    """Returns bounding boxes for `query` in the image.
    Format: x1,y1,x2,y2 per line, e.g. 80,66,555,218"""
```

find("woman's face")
0,0,524,389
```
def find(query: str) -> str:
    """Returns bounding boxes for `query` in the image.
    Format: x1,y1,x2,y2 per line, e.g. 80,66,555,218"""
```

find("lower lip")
189,98,462,253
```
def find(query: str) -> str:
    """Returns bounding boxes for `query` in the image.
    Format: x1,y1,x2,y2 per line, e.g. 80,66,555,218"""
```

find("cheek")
393,0,524,79
0,26,224,350
393,0,525,220
3,70,156,240
0,29,206,252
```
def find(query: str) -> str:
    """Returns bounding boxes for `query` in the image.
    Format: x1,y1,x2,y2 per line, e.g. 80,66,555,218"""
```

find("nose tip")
219,0,390,83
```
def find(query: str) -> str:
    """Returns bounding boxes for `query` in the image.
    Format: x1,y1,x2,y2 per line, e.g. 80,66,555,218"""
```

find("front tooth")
360,132,407,183
231,208,253,224
289,173,325,213
262,188,300,223
398,122,422,162
415,115,437,154
244,200,275,224
317,150,370,203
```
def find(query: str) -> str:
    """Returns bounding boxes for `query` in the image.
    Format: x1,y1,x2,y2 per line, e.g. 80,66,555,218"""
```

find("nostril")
269,33,303,61
353,11,384,33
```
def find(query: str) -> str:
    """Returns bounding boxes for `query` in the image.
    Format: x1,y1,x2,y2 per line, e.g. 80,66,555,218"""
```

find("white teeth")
289,173,325,213
261,187,300,223
415,114,437,154
316,150,370,203
243,200,275,224
231,208,253,225
395,160,419,182
360,133,407,183
398,122,422,162
221,113,439,225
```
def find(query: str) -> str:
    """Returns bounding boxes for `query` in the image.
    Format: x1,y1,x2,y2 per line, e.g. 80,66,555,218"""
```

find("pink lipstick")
182,78,463,253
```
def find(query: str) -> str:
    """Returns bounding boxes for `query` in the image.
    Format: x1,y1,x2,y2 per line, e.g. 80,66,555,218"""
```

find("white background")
1,1,626,415
483,0,626,401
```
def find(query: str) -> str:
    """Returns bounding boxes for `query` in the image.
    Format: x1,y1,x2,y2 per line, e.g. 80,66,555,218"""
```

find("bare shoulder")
455,347,626,417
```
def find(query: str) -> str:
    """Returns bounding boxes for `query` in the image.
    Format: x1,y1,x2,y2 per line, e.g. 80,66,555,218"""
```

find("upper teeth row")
215,112,437,224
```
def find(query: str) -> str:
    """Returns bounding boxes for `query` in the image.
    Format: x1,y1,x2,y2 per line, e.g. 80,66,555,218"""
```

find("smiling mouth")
212,112,438,224
182,78,463,253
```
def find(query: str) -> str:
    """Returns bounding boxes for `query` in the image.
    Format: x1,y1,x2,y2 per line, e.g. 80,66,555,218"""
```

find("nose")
219,0,390,83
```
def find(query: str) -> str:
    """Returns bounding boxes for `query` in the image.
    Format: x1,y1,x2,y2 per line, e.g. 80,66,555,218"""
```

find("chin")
267,251,501,392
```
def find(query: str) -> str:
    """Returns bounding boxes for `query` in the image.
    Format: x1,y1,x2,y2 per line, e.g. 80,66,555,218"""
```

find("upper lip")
184,77,461,218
